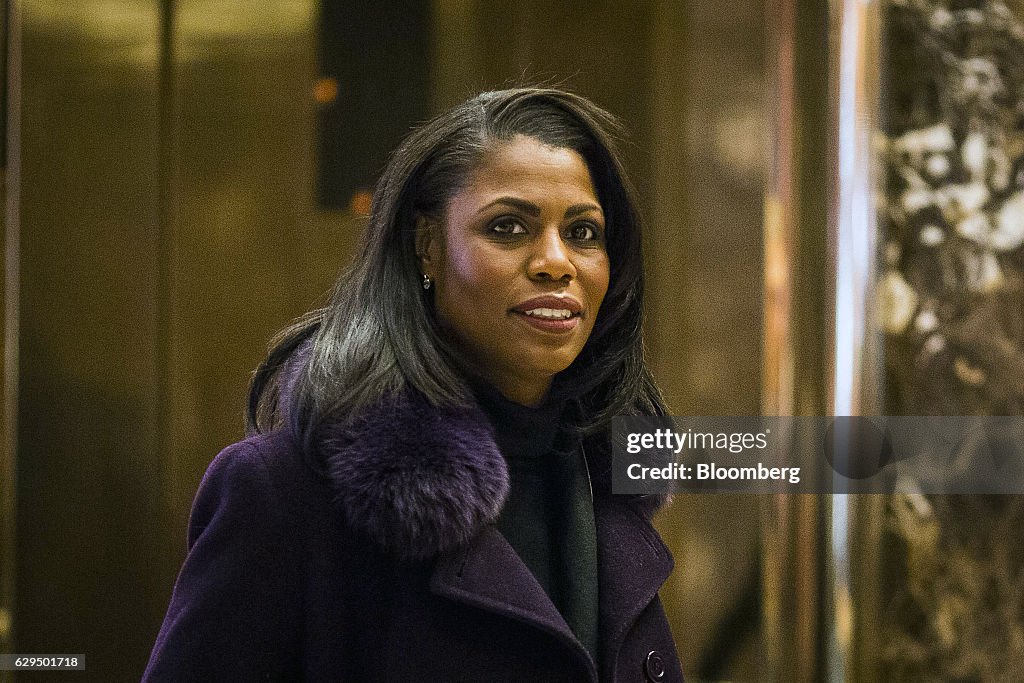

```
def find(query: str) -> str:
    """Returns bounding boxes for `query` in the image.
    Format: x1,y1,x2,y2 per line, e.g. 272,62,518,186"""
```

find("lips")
510,295,583,333
511,295,583,317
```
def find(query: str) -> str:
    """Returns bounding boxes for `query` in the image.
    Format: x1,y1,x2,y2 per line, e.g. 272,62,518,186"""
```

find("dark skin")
417,135,610,406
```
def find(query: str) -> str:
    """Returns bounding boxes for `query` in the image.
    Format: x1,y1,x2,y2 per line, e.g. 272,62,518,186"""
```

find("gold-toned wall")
17,4,165,679
13,1,358,679
649,1,765,677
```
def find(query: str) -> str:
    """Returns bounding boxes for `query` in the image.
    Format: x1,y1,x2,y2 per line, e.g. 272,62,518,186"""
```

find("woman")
144,87,684,682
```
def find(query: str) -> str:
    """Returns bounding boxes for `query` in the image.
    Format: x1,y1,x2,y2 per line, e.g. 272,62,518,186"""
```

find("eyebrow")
478,196,604,220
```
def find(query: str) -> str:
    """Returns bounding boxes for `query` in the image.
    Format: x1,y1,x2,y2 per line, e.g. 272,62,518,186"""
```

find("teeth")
524,308,573,320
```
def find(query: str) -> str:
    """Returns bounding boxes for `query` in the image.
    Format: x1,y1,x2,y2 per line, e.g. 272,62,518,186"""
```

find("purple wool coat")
143,392,684,682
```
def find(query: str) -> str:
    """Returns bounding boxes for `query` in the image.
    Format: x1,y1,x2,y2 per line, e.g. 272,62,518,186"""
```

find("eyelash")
488,217,603,242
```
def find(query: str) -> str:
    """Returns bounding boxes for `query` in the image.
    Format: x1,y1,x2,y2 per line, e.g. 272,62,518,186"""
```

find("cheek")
444,243,489,287
435,242,513,326
441,244,495,302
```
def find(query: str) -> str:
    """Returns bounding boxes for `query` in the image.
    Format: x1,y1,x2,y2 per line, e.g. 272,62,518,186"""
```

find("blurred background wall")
0,0,768,680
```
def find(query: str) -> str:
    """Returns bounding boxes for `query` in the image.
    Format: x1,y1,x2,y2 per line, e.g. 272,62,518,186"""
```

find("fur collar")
317,390,665,561
320,391,509,561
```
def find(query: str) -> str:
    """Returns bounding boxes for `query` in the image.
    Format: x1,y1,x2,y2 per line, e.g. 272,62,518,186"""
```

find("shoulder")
195,430,313,502
187,430,329,548
145,436,309,680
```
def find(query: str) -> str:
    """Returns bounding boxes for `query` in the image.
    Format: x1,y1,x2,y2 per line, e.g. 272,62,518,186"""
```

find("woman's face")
418,134,610,406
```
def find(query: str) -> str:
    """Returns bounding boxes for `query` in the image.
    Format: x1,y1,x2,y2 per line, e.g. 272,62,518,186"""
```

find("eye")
489,217,527,235
569,222,601,241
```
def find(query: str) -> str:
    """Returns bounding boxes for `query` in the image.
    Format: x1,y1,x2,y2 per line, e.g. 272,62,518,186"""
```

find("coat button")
644,650,666,681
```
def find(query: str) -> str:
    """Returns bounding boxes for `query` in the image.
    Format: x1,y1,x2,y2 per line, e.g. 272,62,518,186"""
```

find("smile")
511,310,581,334
510,295,584,333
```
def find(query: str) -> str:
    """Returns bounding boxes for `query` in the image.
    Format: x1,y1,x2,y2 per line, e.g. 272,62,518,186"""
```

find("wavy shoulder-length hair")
247,87,668,456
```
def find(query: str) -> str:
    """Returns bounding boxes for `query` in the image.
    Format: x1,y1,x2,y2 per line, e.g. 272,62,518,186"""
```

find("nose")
528,227,576,282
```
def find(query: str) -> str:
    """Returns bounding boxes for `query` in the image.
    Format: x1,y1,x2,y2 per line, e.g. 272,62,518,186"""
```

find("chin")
522,354,577,378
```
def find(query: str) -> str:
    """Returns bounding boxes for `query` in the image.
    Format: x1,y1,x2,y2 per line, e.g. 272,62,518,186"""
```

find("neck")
485,374,552,407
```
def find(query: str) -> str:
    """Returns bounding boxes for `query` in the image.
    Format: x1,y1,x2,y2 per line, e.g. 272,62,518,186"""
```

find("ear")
415,214,439,273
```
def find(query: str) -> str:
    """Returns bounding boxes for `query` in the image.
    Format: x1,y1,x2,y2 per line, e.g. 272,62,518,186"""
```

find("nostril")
532,271,573,283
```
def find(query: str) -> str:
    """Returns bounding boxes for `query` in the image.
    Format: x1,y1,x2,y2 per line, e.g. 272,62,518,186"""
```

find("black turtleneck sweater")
472,382,600,664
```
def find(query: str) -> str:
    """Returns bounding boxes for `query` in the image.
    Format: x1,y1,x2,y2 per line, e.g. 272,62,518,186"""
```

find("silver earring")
422,274,432,290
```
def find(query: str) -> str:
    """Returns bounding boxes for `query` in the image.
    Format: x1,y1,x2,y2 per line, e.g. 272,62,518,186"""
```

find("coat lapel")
430,502,673,681
430,526,599,680
594,499,675,676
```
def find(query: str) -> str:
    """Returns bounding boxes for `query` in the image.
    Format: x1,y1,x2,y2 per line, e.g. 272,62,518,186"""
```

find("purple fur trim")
320,392,509,560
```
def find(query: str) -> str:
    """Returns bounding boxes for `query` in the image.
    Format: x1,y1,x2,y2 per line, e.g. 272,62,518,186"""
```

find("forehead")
454,135,599,206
